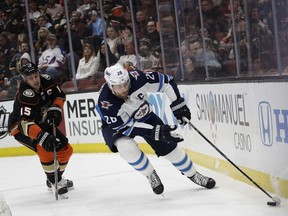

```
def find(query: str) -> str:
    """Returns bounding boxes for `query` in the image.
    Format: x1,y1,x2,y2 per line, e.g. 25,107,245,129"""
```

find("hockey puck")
267,201,277,206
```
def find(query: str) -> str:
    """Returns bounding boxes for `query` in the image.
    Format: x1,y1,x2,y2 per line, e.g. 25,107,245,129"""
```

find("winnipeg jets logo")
130,71,139,80
133,103,150,120
101,100,113,110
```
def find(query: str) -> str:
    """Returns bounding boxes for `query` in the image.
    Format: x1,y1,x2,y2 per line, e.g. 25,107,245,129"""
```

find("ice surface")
0,153,287,216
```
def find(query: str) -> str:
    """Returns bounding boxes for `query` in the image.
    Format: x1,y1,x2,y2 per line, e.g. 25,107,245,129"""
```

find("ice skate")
48,178,69,199
147,170,164,195
47,177,74,192
189,172,216,189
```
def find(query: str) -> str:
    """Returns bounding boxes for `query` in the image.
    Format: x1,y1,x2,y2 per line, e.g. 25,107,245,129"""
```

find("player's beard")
32,82,41,92
116,90,129,100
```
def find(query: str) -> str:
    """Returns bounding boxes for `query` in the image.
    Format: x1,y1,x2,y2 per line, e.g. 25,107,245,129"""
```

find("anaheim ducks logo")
23,89,35,97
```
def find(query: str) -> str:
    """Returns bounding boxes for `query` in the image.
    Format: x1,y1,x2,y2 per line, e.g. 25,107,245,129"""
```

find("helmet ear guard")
104,64,130,91
20,62,39,78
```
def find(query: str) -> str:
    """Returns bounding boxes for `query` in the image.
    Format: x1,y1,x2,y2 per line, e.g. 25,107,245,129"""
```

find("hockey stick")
52,120,59,201
183,117,281,206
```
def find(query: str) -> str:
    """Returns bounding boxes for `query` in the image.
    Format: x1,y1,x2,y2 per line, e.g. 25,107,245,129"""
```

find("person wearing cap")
8,62,73,196
85,10,107,48
38,33,65,81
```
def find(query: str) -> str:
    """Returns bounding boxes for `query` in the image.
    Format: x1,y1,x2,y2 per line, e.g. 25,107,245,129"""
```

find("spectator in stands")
33,15,53,42
45,0,63,23
138,38,160,72
9,41,30,76
197,0,224,29
76,43,98,80
55,21,82,80
190,40,222,79
138,0,157,21
5,5,26,35
36,15,53,31
94,41,117,78
85,10,106,49
134,7,150,40
77,0,92,20
0,47,12,91
211,22,233,74
0,10,10,32
70,11,87,39
16,33,29,51
18,52,32,69
117,25,133,56
145,20,160,52
117,36,137,68
38,33,65,80
106,25,121,59
0,33,13,57
250,6,273,68
177,40,194,81
28,0,41,22
34,27,50,60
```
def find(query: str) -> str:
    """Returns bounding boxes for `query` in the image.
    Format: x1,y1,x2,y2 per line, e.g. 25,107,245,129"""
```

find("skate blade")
59,194,68,199
48,186,74,191
51,185,69,200
51,188,69,200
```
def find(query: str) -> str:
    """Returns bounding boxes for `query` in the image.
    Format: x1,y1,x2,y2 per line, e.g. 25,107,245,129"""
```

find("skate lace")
191,172,208,186
147,171,161,188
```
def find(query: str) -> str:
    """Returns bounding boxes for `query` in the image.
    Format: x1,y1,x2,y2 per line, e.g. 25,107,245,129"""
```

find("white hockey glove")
151,125,184,143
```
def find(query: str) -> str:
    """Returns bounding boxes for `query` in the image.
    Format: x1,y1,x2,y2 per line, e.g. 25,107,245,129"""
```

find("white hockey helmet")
104,64,130,90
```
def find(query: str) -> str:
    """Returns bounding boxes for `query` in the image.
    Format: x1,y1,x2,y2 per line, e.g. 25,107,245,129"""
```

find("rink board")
0,82,287,198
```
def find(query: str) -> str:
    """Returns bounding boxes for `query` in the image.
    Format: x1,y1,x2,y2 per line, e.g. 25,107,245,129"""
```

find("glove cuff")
170,98,185,111
37,131,49,147
153,125,161,141
47,105,62,113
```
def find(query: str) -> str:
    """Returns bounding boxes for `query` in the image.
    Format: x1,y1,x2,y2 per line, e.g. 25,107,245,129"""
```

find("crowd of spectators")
0,0,288,99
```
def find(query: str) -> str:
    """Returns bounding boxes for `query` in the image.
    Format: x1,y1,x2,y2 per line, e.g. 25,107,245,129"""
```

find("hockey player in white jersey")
96,64,216,195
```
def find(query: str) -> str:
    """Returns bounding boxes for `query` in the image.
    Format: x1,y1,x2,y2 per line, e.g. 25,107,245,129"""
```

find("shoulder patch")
19,86,39,105
23,89,35,97
130,71,139,80
41,74,52,80
101,100,113,110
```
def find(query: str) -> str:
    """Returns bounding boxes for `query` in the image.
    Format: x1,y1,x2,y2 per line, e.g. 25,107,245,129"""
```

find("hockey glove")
46,105,62,127
151,125,184,143
37,131,60,152
170,97,191,126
